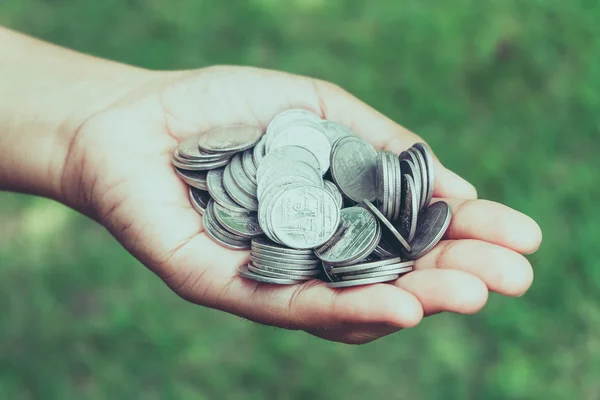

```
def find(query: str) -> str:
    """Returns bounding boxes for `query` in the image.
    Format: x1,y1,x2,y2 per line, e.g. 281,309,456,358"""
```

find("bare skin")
0,27,541,344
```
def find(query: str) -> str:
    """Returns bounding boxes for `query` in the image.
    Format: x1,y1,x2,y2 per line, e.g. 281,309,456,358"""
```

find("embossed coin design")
269,185,340,249
330,136,378,202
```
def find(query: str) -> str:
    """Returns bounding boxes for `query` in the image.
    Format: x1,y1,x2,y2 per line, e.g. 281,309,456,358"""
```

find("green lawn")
1,1,599,398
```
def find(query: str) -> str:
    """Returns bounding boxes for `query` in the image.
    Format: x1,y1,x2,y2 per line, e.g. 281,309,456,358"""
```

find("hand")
58,66,542,344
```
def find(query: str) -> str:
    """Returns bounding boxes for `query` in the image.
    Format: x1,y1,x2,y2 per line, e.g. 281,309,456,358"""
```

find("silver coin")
238,265,303,285
408,147,428,210
342,263,414,276
396,174,418,242
403,201,452,260
372,242,397,258
206,201,251,241
258,183,308,243
206,168,248,212
197,125,263,153
323,180,343,209
251,256,320,271
340,267,412,280
390,153,402,222
252,136,267,166
175,143,233,162
251,237,314,255
362,200,411,251
253,246,318,261
223,163,258,211
324,224,381,267
399,154,421,210
177,136,218,160
251,252,319,266
327,274,400,288
413,143,434,208
258,174,320,203
176,168,208,190
212,202,263,238
314,206,380,265
203,204,251,250
188,187,211,215
229,153,257,198
173,146,233,168
247,263,313,281
172,155,231,171
268,185,340,249
256,162,322,200
330,258,411,275
374,228,402,257
376,151,389,218
330,136,377,202
269,124,332,173
241,148,258,185
385,152,395,220
266,109,322,143
257,145,322,182
320,121,355,146
248,263,320,277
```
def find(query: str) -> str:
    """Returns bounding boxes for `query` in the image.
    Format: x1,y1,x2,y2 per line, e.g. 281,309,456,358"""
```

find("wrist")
0,27,156,203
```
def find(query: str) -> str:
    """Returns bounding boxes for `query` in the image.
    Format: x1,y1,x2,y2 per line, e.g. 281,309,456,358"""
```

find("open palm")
60,66,541,344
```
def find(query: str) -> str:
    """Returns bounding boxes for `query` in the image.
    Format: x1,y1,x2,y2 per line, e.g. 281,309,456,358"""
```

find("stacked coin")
238,238,322,284
172,109,452,288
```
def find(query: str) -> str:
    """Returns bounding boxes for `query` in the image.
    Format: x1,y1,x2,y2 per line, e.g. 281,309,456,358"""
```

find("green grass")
1,0,599,398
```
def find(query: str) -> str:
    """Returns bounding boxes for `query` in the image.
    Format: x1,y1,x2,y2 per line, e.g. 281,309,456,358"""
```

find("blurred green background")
1,0,599,399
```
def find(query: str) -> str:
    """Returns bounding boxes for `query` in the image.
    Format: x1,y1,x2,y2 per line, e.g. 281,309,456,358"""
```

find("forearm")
0,27,152,200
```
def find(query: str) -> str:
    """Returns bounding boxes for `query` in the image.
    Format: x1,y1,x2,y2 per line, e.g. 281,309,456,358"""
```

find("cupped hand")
59,66,542,344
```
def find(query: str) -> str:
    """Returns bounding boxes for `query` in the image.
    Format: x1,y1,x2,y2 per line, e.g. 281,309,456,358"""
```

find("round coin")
176,168,208,190
266,109,322,142
223,163,258,210
172,156,231,171
340,267,412,280
189,187,211,215
327,274,400,288
238,265,303,285
320,121,355,146
408,147,428,210
257,145,322,182
247,264,313,281
413,143,434,208
330,136,378,202
402,201,451,260
314,206,380,265
268,124,332,173
399,154,421,210
323,180,343,209
241,148,258,185
206,168,248,212
212,202,263,238
396,174,418,242
362,199,411,251
197,125,263,153
268,185,340,249
251,237,314,255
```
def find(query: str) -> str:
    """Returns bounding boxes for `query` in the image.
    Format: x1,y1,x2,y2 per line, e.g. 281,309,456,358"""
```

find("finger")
393,269,488,316
306,322,401,345
209,277,423,332
416,240,534,297
441,198,543,254
312,79,477,199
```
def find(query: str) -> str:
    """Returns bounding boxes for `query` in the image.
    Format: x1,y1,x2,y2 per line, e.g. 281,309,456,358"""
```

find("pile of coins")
172,109,452,288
